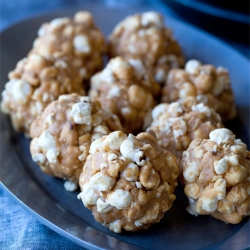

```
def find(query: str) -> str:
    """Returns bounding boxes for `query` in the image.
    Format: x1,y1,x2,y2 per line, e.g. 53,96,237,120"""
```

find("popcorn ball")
1,54,85,136
108,11,185,84
29,94,123,191
31,11,106,81
89,56,160,134
161,59,237,121
181,128,250,224
78,131,179,233
146,97,223,164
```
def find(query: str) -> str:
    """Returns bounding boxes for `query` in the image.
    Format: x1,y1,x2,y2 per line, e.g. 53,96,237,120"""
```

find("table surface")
0,0,249,249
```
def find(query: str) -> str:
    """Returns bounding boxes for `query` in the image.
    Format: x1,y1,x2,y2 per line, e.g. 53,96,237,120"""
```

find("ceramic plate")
1,4,249,250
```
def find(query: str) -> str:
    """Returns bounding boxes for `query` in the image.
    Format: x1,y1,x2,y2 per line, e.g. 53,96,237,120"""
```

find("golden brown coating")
78,131,179,233
161,59,237,121
1,54,85,136
108,11,185,84
89,57,160,134
146,97,223,164
31,11,106,81
29,94,122,191
181,128,250,224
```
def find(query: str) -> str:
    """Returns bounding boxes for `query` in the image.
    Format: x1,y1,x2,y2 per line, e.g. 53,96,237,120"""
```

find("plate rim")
1,4,250,250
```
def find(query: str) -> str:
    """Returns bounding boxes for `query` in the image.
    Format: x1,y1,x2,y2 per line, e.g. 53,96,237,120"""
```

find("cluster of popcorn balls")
1,11,249,233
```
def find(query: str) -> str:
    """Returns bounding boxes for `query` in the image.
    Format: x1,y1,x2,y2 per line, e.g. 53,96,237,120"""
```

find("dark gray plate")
1,4,249,250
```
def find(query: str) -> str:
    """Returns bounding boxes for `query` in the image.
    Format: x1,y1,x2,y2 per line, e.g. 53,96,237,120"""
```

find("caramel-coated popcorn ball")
108,11,185,84
181,128,250,224
161,59,237,121
1,54,85,136
31,11,106,81
89,57,160,134
78,131,179,233
146,97,223,164
29,94,122,191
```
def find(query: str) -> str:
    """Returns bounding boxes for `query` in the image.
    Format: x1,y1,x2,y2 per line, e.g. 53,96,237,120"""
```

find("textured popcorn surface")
30,94,122,189
146,97,223,164
161,59,237,121
181,128,250,224
89,57,160,134
108,11,185,84
31,11,106,81
1,54,85,136
78,131,179,232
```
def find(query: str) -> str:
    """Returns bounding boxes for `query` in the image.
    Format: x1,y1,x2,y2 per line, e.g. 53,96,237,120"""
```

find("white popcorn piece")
88,172,115,192
46,112,55,125
151,103,167,120
184,183,201,199
107,153,118,162
64,180,78,192
135,181,142,188
120,139,145,166
209,128,235,145
214,157,229,175
211,75,227,96
169,117,187,139
179,82,195,99
70,101,92,125
100,68,115,82
96,198,113,213
141,11,163,28
54,60,68,68
50,17,70,29
37,26,46,37
192,103,212,117
103,131,127,150
214,178,226,200
168,102,183,114
121,162,139,181
128,44,136,53
185,59,202,74
93,125,109,136
109,220,122,233
80,96,91,102
46,149,59,164
128,59,146,79
89,137,104,154
107,189,133,209
73,35,91,53
216,66,228,74
78,184,100,206
110,57,130,72
201,196,218,213
135,220,143,227
196,94,208,104
107,86,122,98
183,162,200,182
32,153,46,164
6,79,32,104
37,130,59,164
